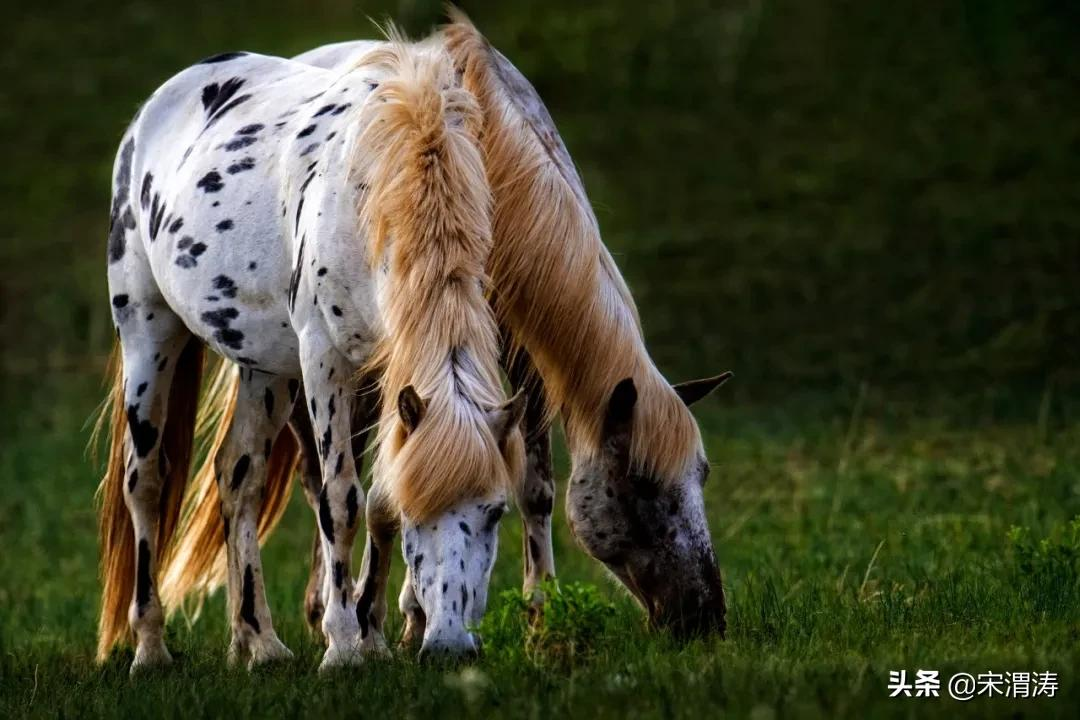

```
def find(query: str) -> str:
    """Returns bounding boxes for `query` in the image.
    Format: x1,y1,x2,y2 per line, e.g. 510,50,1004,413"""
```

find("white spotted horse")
189,14,735,650
97,32,526,672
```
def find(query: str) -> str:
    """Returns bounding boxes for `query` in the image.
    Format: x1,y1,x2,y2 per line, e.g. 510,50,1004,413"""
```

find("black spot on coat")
201,307,244,349
135,538,152,613
355,538,379,638
230,454,250,490
140,172,153,209
148,194,166,240
240,564,261,632
227,157,255,174
320,425,332,458
213,274,237,298
126,404,158,457
199,51,248,64
201,77,250,125
318,487,335,544
223,136,257,152
345,483,358,527
107,140,136,264
528,493,554,518
197,171,224,193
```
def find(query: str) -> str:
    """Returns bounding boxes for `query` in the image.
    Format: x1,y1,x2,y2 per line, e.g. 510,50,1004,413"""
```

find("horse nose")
418,633,478,663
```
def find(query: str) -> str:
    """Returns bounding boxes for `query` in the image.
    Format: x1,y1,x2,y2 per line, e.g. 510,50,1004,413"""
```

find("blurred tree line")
2,0,1077,402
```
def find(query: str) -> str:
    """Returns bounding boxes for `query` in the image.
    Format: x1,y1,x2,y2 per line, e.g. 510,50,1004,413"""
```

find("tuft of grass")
476,580,621,667
1007,516,1080,617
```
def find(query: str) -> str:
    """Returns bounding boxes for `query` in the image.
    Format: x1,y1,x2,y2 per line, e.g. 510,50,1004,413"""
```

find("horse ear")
489,390,526,445
673,371,733,407
397,385,427,434
602,378,637,477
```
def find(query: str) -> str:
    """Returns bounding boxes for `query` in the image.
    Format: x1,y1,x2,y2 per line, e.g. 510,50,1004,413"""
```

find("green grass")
1,375,1077,718
3,0,1080,716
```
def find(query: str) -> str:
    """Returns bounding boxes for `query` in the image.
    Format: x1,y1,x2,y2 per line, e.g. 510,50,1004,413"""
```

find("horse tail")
95,336,204,662
158,360,299,618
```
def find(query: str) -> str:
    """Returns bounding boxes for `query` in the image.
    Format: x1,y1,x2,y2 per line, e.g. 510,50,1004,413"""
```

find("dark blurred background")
2,0,1078,409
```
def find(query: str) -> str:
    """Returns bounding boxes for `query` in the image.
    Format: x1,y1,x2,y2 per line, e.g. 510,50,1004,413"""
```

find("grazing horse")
193,14,734,645
96,34,524,672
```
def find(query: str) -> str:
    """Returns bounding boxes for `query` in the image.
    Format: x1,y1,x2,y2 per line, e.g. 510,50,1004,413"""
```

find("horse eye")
700,460,711,486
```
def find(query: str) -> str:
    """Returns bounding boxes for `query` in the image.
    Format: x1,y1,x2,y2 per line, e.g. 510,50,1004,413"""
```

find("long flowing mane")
354,38,520,521
443,15,703,482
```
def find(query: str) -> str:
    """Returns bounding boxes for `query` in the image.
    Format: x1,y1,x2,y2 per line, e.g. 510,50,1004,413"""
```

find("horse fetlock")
321,597,359,652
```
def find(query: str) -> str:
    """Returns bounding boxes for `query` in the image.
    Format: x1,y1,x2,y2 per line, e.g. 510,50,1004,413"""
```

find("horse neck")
498,246,700,479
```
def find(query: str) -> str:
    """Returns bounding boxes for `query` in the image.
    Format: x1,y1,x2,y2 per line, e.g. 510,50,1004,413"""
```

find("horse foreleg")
507,352,557,611
288,395,327,636
291,378,378,640
298,343,366,670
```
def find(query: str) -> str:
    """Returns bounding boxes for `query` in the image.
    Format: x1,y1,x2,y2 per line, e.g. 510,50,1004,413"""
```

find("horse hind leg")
215,370,296,667
355,482,397,656
114,310,195,670
398,565,426,648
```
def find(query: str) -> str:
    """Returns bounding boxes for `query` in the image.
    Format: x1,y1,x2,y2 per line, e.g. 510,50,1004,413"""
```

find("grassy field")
2,0,1079,717
1,376,1078,718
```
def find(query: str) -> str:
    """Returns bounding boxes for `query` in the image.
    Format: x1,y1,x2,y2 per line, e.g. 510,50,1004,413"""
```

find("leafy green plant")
476,580,619,668
1006,516,1080,616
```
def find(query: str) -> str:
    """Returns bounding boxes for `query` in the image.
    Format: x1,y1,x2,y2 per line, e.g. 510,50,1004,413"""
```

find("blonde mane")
353,38,521,521
443,15,702,482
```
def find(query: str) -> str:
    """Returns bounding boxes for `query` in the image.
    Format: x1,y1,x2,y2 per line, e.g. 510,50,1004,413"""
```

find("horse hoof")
130,641,172,675
318,642,363,672
360,631,391,659
248,635,294,668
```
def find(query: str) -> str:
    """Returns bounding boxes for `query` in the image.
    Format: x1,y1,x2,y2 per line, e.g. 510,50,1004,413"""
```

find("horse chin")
601,548,726,639
400,497,506,660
